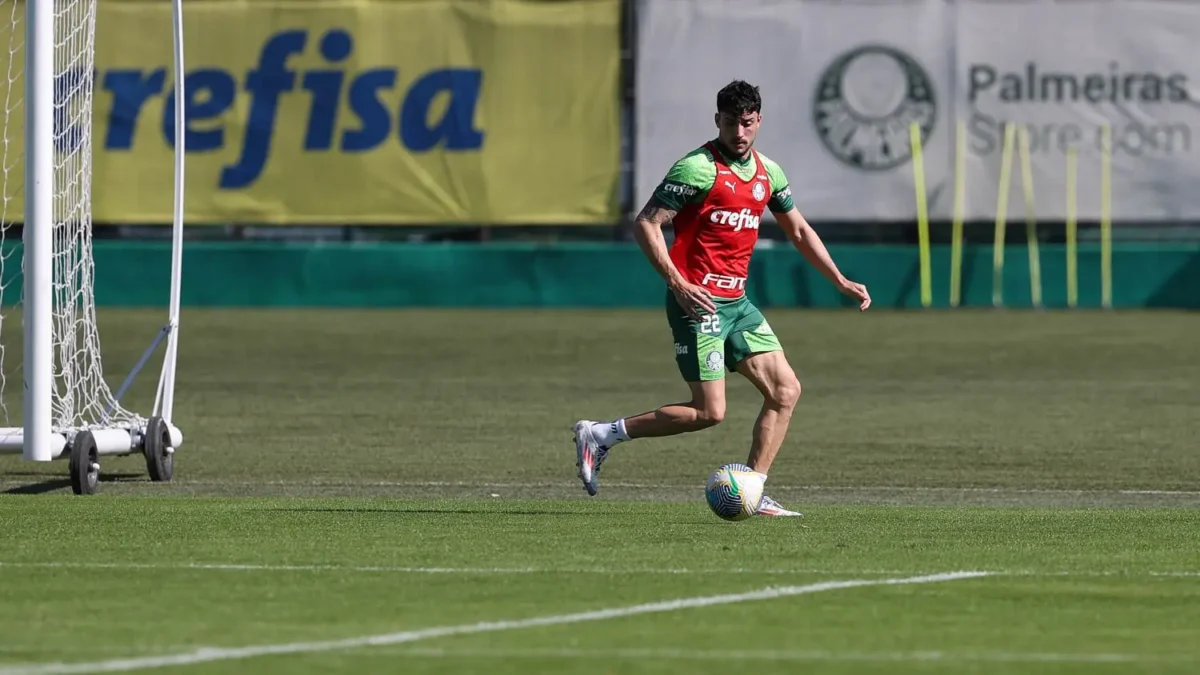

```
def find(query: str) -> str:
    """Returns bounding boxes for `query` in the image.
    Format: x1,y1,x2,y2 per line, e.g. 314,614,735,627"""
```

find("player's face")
715,111,761,157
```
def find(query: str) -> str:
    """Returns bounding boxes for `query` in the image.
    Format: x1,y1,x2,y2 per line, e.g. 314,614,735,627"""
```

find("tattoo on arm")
635,199,678,226
632,198,686,288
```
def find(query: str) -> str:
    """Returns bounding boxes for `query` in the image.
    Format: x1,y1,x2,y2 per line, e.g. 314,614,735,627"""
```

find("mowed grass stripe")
0,572,988,675
0,561,1197,578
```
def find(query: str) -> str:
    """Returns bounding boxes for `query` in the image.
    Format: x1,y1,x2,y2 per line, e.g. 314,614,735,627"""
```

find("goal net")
0,0,183,491
0,0,139,434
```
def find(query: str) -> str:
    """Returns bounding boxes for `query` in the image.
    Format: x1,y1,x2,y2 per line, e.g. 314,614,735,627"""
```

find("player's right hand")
671,281,717,320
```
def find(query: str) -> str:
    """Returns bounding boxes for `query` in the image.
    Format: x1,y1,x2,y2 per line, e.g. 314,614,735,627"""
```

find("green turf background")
0,307,1196,673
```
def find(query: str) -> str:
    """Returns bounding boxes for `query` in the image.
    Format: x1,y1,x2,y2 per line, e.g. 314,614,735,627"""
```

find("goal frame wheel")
69,431,99,496
144,417,173,483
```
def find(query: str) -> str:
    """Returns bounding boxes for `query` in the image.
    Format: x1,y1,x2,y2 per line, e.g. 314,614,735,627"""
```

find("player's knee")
772,377,801,411
696,401,725,427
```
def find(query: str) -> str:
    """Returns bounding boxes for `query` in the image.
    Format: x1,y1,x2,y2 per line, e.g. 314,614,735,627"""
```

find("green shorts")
666,291,783,382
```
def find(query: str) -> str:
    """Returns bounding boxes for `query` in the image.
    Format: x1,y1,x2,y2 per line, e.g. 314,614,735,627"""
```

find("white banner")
635,0,1200,222
957,0,1200,220
635,0,951,222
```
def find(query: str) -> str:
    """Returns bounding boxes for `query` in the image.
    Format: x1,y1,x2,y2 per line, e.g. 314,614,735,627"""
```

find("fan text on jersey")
701,273,747,291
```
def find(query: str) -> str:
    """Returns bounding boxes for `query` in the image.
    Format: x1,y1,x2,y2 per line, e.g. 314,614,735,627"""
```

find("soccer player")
572,80,871,516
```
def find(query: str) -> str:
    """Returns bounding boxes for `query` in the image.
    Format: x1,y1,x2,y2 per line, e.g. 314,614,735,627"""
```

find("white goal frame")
0,0,186,488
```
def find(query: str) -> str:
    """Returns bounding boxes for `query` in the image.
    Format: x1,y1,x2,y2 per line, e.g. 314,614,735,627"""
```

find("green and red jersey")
650,142,794,299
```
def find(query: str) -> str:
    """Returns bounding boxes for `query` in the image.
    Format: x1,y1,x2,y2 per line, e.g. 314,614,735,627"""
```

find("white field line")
377,646,1197,665
0,571,988,675
0,561,1197,578
145,479,1200,496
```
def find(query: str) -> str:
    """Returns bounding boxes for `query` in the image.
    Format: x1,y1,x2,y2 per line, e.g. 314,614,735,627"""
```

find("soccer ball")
704,462,764,521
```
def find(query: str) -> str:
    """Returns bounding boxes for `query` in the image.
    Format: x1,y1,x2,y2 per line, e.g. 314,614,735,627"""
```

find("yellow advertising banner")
70,0,621,224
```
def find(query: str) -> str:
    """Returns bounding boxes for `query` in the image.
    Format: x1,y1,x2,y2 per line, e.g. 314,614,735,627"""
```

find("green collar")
712,139,754,167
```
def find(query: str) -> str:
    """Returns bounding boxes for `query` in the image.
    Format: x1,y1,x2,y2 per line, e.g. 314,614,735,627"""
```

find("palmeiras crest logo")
705,350,724,372
812,45,936,171
752,181,767,202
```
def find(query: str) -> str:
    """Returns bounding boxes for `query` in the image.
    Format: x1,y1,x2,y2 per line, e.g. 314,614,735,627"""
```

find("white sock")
590,419,630,449
756,472,769,483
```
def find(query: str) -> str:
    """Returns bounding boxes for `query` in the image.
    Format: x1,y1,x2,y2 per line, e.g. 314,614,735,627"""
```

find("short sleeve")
761,156,794,213
649,150,715,211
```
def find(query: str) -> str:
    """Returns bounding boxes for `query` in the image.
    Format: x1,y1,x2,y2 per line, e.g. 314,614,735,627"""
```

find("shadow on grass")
2,471,145,494
265,505,733,525
266,506,603,517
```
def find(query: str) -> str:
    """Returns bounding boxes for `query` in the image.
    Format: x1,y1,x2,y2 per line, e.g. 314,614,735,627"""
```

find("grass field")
1,308,1198,673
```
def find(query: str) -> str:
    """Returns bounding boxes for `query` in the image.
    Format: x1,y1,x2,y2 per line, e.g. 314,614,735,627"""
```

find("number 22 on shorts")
699,314,721,334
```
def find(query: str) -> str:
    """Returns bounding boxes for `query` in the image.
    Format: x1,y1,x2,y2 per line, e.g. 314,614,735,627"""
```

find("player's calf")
623,379,726,439
621,398,724,439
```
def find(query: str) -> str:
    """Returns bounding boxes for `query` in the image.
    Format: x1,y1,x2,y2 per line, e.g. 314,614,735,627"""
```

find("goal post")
160,0,186,426
24,0,53,463
0,0,187,494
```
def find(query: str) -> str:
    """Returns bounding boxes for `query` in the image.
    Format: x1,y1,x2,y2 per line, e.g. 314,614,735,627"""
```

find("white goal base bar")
0,424,184,459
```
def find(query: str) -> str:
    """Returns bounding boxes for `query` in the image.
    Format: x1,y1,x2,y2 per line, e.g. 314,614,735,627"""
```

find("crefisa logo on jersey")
813,44,936,171
709,208,761,232
751,182,766,202
663,181,698,199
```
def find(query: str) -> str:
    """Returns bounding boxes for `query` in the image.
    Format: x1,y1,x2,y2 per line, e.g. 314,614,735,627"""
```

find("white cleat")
573,420,609,496
757,495,804,517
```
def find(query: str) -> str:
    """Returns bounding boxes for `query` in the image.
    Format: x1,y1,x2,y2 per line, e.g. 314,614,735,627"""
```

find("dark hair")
716,80,761,117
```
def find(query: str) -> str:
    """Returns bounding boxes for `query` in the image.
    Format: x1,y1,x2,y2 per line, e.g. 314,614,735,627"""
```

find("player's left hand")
838,278,871,311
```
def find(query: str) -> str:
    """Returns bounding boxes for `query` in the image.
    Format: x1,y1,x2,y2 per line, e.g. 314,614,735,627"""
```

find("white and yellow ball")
704,463,764,521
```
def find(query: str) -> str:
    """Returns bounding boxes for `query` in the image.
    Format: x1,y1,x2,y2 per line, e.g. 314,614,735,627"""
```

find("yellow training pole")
992,123,1016,308
950,120,966,308
910,121,932,308
1100,124,1113,309
1017,126,1043,309
1065,145,1078,308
